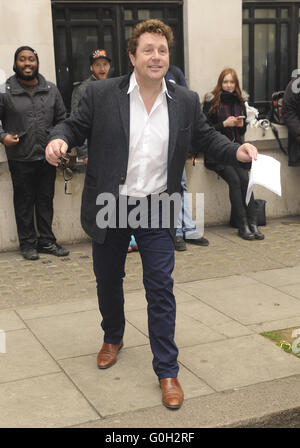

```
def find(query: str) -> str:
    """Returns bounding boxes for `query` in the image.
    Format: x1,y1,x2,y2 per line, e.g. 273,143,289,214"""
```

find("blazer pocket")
177,124,192,147
179,124,192,132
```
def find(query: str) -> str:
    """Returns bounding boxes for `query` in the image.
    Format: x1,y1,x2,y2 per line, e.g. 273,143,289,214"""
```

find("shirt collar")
127,71,172,99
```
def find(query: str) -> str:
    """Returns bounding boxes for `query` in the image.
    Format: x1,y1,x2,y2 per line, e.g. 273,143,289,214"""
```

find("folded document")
246,154,281,205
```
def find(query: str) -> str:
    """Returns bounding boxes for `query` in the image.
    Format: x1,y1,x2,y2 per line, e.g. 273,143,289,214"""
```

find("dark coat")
282,78,300,166
49,74,240,243
0,74,66,161
202,92,247,171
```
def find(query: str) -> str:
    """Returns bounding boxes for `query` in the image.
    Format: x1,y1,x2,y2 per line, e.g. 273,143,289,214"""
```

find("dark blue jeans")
92,201,179,379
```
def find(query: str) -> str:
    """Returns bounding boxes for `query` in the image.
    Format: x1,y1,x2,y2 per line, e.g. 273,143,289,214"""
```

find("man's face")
90,58,110,80
14,50,38,81
129,32,169,85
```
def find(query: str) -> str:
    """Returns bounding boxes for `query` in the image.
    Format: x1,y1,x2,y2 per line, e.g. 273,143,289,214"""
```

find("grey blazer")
50,73,239,243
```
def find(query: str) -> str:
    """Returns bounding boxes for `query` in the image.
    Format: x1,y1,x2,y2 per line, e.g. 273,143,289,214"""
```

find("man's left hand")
236,143,258,163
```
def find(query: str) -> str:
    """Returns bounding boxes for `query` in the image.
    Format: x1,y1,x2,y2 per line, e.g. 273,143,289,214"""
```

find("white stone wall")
0,0,56,83
184,0,243,101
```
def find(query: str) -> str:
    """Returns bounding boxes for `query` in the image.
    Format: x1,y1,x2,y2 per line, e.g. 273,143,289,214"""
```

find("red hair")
206,68,245,115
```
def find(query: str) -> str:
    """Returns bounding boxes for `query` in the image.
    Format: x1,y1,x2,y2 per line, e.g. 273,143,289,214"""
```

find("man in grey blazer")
46,19,257,410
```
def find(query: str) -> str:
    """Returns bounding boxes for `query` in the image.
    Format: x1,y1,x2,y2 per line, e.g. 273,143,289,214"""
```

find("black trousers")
8,159,57,249
216,164,257,223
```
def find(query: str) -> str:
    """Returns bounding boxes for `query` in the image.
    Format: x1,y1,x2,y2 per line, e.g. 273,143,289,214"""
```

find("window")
243,2,299,116
52,2,184,112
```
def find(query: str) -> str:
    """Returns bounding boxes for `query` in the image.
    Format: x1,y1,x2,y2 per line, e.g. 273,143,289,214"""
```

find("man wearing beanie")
0,46,69,260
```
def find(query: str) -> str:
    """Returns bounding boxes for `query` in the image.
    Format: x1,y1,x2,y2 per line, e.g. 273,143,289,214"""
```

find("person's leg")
134,227,178,380
8,160,39,256
135,223,183,409
175,170,186,250
217,166,254,240
92,228,131,344
36,161,70,255
233,165,264,240
180,168,197,236
35,160,56,246
176,168,208,249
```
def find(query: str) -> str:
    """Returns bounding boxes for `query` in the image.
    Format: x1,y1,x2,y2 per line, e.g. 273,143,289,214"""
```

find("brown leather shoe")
97,340,123,369
160,377,184,410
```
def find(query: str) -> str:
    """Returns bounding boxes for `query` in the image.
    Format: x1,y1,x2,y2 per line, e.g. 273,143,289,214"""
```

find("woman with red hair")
203,68,264,241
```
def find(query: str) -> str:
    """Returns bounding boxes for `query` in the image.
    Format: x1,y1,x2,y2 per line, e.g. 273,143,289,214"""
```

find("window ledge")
245,124,288,151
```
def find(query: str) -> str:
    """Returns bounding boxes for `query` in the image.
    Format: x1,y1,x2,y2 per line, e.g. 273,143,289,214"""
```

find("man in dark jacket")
283,76,300,166
71,49,111,165
0,46,69,260
45,20,258,410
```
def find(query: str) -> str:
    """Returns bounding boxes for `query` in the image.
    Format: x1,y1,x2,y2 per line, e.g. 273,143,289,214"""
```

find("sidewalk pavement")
2,217,300,428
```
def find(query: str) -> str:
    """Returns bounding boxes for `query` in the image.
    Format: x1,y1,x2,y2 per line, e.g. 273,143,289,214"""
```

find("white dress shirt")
120,72,170,197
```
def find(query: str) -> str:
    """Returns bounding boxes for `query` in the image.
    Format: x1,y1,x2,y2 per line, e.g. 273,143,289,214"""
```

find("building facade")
0,0,299,250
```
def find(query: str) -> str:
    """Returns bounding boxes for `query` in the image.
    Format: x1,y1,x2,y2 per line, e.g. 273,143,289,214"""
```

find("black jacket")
202,92,247,171
283,78,300,166
0,74,66,161
50,74,241,243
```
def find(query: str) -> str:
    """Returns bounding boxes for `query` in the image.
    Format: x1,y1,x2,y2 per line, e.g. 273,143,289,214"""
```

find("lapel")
116,74,131,159
166,81,179,170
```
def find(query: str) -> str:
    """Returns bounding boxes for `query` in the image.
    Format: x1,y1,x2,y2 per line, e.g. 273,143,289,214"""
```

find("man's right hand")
46,139,69,166
3,134,19,147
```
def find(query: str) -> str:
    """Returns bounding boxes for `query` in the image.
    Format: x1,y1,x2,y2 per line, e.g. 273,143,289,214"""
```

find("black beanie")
14,46,39,63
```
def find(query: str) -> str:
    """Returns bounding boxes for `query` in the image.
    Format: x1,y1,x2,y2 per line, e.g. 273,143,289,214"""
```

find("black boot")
248,221,265,240
238,217,255,240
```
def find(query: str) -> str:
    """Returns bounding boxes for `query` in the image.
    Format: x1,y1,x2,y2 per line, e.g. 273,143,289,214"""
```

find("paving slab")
0,329,60,383
16,297,98,320
0,373,99,428
177,274,258,296
179,334,300,392
176,300,253,338
247,265,300,287
73,374,300,428
59,345,213,417
249,316,300,334
0,310,26,331
181,281,300,325
25,310,148,360
277,283,300,301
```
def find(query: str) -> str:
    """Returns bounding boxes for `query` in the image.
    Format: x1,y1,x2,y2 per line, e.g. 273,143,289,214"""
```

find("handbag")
230,199,266,228
255,199,266,226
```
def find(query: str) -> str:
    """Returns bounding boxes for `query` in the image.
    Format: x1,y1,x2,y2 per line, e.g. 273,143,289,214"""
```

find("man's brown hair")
128,19,174,56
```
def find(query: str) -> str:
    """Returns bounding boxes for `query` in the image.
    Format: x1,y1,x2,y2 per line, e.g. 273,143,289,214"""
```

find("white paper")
246,154,281,205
